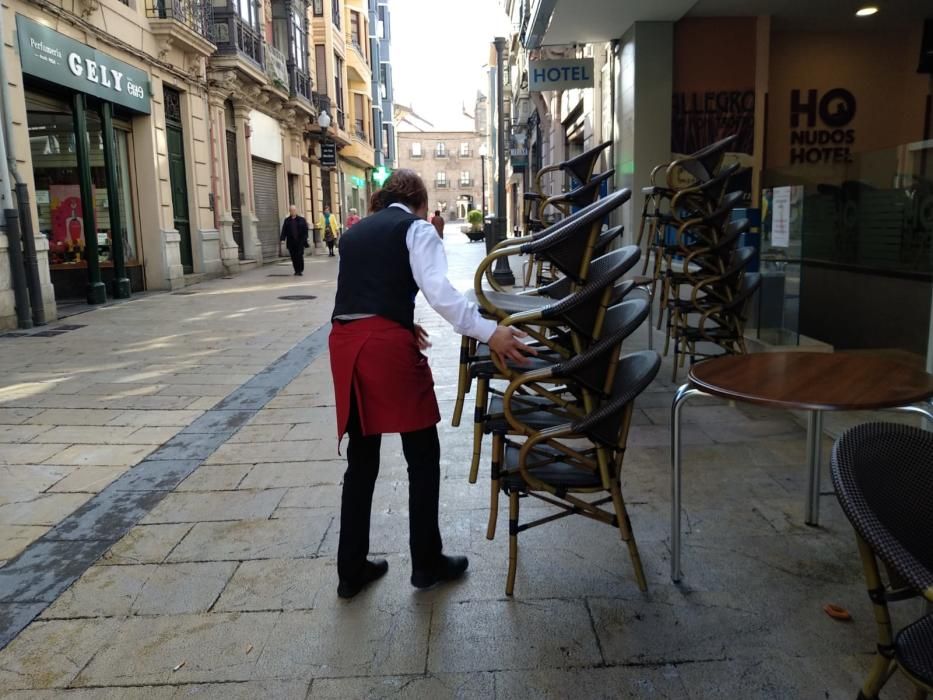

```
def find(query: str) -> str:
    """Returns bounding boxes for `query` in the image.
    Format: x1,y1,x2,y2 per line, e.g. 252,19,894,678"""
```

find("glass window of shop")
26,94,138,271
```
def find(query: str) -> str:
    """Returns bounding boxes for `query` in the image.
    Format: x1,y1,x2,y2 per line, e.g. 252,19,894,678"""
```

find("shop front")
16,15,150,303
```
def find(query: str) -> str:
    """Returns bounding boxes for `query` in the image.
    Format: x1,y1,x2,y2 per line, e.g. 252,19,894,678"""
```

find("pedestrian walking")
430,209,445,239
328,169,535,599
345,208,361,229
319,206,341,257
280,205,309,275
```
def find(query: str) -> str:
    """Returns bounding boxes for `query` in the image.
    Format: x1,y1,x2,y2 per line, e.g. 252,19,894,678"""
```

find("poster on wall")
671,90,755,156
771,186,792,248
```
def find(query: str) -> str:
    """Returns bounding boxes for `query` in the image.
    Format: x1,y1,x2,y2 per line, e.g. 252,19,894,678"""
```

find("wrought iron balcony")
312,92,331,117
354,120,367,142
213,15,264,68
435,180,449,189
291,67,311,102
459,178,473,188
146,0,213,38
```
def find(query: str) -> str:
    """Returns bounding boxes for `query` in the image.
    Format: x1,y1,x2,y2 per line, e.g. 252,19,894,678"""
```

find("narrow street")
0,237,911,698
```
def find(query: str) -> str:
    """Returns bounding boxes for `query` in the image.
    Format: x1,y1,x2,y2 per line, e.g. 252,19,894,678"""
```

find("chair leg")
506,490,520,596
469,378,488,484
610,481,647,592
858,655,895,700
486,433,502,540
451,338,471,427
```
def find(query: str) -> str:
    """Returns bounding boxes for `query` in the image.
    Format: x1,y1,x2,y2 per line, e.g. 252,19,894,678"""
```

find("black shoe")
411,554,469,589
337,558,388,599
297,271,303,276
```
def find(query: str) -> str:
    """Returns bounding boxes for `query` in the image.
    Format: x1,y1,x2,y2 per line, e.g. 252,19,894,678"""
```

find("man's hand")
414,324,432,351
488,326,538,365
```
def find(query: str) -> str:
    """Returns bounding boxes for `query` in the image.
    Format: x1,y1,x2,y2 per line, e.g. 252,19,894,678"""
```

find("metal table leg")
805,410,823,526
670,383,711,582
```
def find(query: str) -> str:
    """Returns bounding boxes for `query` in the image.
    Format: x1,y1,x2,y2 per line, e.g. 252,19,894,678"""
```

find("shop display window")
26,100,137,270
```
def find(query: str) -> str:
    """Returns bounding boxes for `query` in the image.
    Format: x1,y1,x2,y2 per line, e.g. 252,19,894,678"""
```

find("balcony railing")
312,92,331,116
459,179,473,188
410,150,422,159
354,120,367,142
434,150,448,159
146,0,213,39
214,15,264,67
291,67,311,102
435,180,448,189
265,43,288,86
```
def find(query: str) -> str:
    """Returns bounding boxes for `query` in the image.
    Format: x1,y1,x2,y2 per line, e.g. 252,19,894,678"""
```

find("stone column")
232,100,261,263
208,89,240,274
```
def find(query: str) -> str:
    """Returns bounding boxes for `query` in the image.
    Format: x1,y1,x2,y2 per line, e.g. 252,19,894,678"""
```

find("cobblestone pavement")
0,237,920,698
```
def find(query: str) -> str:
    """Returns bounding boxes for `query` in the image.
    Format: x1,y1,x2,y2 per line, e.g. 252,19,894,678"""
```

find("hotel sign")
16,15,151,114
529,58,594,92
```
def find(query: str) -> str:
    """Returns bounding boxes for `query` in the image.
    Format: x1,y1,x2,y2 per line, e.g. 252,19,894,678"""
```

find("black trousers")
326,239,335,255
337,395,443,582
288,246,305,274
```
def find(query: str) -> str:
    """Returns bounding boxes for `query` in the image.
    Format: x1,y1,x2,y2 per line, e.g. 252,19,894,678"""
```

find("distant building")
397,131,485,221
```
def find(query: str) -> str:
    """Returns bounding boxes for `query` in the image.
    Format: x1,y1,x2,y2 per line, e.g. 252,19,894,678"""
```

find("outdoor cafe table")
669,352,933,582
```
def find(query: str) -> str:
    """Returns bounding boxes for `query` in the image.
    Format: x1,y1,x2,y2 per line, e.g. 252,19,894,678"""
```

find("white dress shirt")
390,203,497,343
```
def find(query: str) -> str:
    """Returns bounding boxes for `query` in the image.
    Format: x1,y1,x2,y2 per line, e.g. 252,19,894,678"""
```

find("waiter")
279,205,309,275
329,169,534,599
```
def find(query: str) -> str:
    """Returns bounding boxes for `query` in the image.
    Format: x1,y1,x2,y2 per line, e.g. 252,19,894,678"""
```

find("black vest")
332,206,420,329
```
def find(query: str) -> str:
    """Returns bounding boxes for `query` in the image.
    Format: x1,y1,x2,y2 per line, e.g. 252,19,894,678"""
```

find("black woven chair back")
543,246,640,339
571,350,661,447
526,170,616,237
676,135,737,184
674,162,742,213
522,188,632,283
832,422,933,585
550,298,650,396
562,140,612,183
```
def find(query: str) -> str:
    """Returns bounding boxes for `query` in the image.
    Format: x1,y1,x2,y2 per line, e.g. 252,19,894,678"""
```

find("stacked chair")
454,160,662,595
831,422,933,700
638,135,761,379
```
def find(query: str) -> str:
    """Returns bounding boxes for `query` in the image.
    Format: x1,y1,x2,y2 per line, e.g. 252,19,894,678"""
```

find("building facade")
498,0,933,367
369,0,396,173
396,131,485,221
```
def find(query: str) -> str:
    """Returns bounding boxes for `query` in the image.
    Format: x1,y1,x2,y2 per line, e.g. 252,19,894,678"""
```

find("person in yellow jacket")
318,206,341,257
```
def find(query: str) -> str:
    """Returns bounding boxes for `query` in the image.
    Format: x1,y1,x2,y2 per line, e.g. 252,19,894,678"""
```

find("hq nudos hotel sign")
16,15,151,114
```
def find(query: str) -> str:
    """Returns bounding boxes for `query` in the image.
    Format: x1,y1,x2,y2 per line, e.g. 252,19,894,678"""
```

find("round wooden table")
669,352,933,582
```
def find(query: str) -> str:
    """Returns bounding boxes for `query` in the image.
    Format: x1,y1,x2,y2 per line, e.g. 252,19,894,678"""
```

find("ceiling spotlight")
855,6,879,16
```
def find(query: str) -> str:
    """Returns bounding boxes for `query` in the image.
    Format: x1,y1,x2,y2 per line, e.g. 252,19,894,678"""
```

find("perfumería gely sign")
16,15,151,114
529,58,594,92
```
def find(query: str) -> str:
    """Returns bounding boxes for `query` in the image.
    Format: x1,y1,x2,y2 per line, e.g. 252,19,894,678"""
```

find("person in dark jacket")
280,205,309,275
329,170,536,599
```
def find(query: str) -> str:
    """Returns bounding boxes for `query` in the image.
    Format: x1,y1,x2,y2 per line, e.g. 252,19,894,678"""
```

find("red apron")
329,316,440,439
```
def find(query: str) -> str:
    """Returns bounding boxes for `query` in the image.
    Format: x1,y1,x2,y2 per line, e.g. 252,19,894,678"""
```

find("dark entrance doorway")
164,87,193,274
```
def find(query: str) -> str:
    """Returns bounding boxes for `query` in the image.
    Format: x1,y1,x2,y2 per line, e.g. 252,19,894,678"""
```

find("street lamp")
479,142,487,217
318,109,332,131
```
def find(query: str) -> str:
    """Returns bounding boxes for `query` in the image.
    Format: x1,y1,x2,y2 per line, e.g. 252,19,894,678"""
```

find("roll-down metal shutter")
252,158,281,260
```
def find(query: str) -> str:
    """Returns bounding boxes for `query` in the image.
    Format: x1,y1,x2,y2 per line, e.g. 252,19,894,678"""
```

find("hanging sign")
16,15,151,114
320,141,337,168
528,58,594,92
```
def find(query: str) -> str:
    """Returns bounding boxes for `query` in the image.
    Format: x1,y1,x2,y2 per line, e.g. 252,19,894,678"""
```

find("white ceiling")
539,0,930,44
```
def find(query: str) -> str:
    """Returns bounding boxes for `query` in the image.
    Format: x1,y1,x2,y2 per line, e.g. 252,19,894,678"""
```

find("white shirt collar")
388,202,413,214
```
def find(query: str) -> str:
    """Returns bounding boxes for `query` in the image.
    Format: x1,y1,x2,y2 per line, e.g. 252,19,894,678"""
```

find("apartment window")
353,93,365,138
382,124,390,158
460,142,471,157
350,11,362,51
312,0,323,16
436,171,447,187
234,0,259,28
291,5,308,73
435,142,447,158
377,5,387,39
460,170,471,186
332,0,341,28
334,53,345,124
411,142,422,158
314,45,327,98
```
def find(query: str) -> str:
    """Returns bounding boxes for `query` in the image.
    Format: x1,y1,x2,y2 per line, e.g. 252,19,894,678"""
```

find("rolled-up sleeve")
407,219,497,343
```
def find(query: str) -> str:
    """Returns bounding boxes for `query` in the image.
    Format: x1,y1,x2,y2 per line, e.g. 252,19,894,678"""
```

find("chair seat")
501,445,602,490
484,395,570,434
465,290,552,316
470,355,554,379
895,613,933,685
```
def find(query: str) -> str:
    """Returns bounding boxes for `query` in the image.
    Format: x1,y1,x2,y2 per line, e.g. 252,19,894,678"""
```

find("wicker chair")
494,350,661,595
831,422,933,700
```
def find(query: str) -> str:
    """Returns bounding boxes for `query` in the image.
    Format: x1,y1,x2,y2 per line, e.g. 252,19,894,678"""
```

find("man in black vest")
329,170,535,599
280,205,309,275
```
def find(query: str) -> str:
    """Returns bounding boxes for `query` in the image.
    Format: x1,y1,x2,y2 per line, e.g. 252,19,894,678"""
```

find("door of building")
166,126,193,274
164,89,193,274
226,130,245,260
252,157,281,260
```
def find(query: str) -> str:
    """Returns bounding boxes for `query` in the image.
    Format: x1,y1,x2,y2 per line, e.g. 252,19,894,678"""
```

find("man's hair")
369,169,429,212
434,210,441,216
